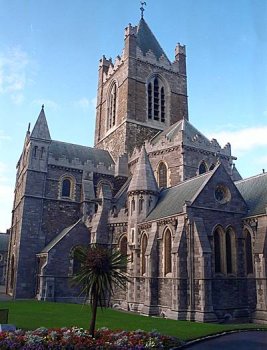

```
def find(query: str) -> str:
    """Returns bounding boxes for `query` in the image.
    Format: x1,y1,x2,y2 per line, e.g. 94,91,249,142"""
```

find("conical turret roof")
31,105,51,140
136,18,169,61
128,146,158,193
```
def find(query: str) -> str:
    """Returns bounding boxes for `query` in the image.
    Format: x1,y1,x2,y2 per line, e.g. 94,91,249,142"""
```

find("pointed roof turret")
136,18,169,61
31,105,51,140
128,146,158,193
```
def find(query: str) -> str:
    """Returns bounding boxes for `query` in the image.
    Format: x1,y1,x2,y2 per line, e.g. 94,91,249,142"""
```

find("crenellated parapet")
124,23,138,38
48,154,115,176
99,53,125,83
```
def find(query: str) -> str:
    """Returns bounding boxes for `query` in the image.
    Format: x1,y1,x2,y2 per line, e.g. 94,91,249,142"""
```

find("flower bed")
0,327,183,349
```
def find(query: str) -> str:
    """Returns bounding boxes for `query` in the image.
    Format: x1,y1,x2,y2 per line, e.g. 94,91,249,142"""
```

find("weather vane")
140,1,147,19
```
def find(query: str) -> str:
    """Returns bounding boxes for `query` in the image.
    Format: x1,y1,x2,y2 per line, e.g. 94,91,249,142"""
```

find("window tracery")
107,82,117,130
147,76,166,122
157,162,168,188
164,229,172,275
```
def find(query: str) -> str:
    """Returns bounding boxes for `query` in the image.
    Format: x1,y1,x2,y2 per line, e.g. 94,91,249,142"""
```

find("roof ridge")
41,219,82,253
235,171,267,184
114,177,132,199
163,168,215,192
52,139,93,149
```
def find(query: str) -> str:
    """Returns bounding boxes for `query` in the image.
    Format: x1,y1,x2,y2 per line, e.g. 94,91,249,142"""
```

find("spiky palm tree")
72,244,128,337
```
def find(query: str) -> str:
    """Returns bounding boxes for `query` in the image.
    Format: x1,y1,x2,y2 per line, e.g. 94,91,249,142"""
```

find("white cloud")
0,46,32,103
74,97,96,110
76,97,90,109
0,130,11,141
90,97,97,109
0,130,11,150
0,162,14,232
207,125,267,155
32,99,59,111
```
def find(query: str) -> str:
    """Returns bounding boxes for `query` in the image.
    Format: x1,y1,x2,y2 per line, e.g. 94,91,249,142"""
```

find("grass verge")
0,300,266,341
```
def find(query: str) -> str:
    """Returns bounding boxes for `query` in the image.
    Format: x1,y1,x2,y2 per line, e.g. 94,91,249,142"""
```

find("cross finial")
42,104,44,110
140,1,146,19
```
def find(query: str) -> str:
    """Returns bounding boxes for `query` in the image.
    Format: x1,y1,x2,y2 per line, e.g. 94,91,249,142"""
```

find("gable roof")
235,172,267,216
49,140,114,167
146,171,212,221
150,119,230,156
136,18,169,61
41,219,81,253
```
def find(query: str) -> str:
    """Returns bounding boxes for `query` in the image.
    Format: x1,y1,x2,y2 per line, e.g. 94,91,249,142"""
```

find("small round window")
215,184,231,204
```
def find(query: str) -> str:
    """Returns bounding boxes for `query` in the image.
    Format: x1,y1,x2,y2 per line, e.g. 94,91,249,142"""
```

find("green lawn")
0,300,266,341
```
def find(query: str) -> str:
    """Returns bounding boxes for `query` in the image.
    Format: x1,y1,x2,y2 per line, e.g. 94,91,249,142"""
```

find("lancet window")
147,77,166,122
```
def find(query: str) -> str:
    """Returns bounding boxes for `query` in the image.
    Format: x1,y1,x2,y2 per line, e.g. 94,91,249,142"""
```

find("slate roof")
136,18,169,61
31,106,51,140
128,146,158,193
151,119,211,147
0,233,9,252
49,140,114,167
235,172,267,216
41,220,81,253
146,172,211,221
150,119,231,156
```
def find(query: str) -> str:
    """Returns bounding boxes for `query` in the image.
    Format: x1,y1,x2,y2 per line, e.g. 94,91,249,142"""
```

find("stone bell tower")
94,15,188,161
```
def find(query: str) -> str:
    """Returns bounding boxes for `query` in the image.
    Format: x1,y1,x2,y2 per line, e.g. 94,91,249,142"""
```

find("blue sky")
0,0,267,232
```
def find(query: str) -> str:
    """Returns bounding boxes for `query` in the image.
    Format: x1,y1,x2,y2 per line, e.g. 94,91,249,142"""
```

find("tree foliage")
72,244,128,336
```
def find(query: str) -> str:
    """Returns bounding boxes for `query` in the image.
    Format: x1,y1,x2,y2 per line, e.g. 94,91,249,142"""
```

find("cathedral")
6,15,267,323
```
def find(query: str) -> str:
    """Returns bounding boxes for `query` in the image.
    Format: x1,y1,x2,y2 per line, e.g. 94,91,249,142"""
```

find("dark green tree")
72,244,128,337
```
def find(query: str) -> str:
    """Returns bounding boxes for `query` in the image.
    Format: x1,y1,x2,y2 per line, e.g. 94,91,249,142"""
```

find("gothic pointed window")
199,161,207,175
62,179,71,197
139,196,144,213
141,233,148,275
160,87,165,122
119,235,127,272
147,76,166,123
164,229,172,275
131,198,135,215
60,176,75,200
158,162,168,188
214,229,222,273
226,229,235,274
244,230,253,274
107,82,117,130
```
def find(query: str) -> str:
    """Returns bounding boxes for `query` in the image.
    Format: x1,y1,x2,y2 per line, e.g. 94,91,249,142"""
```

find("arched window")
214,229,222,273
72,249,81,275
141,233,148,275
33,146,38,157
131,198,135,215
158,162,168,188
244,230,253,274
10,255,15,290
147,76,166,122
119,235,128,272
139,196,144,213
199,161,207,175
226,229,235,274
164,229,172,275
120,236,127,257
40,147,45,159
107,82,117,130
62,178,71,197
